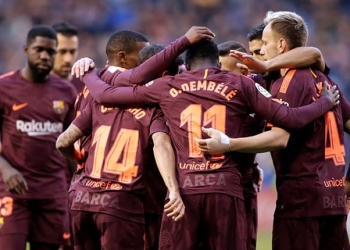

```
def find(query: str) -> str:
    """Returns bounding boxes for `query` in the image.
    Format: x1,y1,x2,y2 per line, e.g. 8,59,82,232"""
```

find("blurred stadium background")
1,0,349,249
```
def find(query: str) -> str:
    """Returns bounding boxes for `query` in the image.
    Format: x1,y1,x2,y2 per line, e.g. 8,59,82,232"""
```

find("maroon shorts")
144,213,162,250
71,210,144,250
244,194,257,250
159,193,246,250
345,233,350,250
273,215,347,250
0,195,70,248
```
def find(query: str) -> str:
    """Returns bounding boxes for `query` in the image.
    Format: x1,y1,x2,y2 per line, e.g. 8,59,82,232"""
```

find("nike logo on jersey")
12,103,28,111
62,232,71,240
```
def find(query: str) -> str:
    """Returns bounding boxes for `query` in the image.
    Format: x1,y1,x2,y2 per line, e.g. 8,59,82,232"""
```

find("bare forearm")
153,139,178,192
0,155,14,172
229,128,289,153
56,124,84,161
265,47,325,72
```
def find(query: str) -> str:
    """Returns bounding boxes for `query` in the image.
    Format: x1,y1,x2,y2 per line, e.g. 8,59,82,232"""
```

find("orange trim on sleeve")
279,69,296,94
0,71,15,79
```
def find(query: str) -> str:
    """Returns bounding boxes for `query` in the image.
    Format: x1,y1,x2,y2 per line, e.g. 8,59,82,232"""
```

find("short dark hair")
218,41,247,56
138,44,165,65
185,39,219,66
52,22,78,37
27,25,57,44
106,30,148,60
138,44,183,76
246,24,265,42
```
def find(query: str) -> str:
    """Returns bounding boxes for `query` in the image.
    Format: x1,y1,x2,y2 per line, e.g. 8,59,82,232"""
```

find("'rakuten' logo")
16,120,63,136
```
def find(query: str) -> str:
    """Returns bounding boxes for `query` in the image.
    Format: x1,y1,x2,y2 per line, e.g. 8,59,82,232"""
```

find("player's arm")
63,85,79,130
71,26,215,79
195,127,290,155
248,80,339,130
56,124,85,163
0,104,28,194
230,46,325,73
117,26,215,86
82,69,163,106
152,132,185,221
0,155,28,195
56,102,92,163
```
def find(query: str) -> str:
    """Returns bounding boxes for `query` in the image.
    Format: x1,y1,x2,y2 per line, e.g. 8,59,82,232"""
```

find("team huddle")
0,10,349,250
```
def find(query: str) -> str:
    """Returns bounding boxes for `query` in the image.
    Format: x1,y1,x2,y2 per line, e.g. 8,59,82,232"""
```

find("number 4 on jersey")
90,126,139,183
325,111,345,166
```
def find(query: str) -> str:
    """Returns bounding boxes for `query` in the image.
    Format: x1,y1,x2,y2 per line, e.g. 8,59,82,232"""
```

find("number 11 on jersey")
180,104,226,158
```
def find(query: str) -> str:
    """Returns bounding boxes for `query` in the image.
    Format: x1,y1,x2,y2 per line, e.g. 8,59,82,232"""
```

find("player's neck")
21,67,48,83
189,61,218,71
280,68,289,76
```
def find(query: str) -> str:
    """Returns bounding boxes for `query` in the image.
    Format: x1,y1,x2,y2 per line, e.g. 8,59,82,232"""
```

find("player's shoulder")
127,105,162,124
0,70,18,79
0,70,18,82
143,75,171,88
0,71,20,94
99,66,125,78
292,68,319,79
49,74,78,95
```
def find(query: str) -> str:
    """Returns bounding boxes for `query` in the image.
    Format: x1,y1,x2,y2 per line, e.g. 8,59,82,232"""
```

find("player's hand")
253,165,264,192
185,26,215,44
236,63,249,76
230,50,267,73
164,191,185,222
1,166,28,195
195,127,231,155
346,198,350,214
321,81,339,106
71,57,96,78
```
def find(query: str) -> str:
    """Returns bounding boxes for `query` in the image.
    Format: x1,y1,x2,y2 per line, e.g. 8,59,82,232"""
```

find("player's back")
269,68,346,218
155,67,270,199
0,70,77,198
71,92,168,224
99,65,168,215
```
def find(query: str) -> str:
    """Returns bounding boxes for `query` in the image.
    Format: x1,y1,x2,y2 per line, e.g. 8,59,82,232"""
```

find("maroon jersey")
269,68,348,218
74,86,93,152
83,67,333,199
70,76,84,93
99,66,168,214
72,33,189,163
70,99,168,223
236,114,266,197
0,71,77,198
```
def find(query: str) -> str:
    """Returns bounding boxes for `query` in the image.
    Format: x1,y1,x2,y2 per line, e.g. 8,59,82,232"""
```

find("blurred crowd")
0,0,349,94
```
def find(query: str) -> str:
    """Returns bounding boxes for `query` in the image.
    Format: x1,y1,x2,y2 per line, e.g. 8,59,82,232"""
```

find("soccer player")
67,27,214,250
218,38,334,250
218,40,263,250
247,24,266,61
51,21,84,93
56,61,184,250
78,36,338,249
137,44,184,250
232,23,326,84
218,41,248,75
72,26,213,171
0,25,77,250
197,11,350,250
